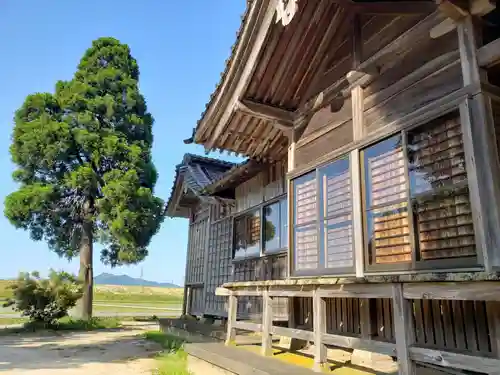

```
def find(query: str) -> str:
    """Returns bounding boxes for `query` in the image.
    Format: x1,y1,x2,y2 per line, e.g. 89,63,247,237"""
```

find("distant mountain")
94,273,180,288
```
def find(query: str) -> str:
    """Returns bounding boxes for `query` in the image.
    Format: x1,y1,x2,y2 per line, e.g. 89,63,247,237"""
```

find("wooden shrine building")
167,0,500,373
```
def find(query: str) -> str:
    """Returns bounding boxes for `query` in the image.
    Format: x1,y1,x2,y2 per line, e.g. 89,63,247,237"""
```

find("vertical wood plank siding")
233,254,288,321
411,299,493,355
186,212,209,285
204,216,233,317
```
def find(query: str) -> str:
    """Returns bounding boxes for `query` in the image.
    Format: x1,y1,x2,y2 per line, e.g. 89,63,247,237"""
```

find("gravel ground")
0,322,162,374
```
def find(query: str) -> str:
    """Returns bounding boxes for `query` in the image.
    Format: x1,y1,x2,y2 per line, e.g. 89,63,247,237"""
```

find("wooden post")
202,206,212,314
487,301,500,358
360,298,374,339
392,284,416,375
287,127,297,330
225,292,237,346
350,12,365,279
185,286,192,317
351,150,365,278
262,289,273,356
181,285,188,317
457,15,500,271
313,288,327,372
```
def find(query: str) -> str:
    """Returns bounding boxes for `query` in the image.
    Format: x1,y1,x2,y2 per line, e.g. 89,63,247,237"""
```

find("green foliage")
3,270,83,324
0,316,123,336
4,37,164,266
144,331,189,375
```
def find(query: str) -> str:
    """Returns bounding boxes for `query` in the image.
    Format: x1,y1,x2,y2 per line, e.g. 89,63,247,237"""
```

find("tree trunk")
78,219,93,320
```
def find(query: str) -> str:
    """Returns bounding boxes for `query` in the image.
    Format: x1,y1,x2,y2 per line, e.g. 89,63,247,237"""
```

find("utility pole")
140,267,144,293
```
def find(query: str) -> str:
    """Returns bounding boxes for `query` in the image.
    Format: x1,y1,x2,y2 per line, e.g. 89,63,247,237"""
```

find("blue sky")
0,1,246,286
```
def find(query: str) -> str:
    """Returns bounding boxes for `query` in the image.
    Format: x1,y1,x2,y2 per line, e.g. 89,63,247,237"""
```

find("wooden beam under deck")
218,281,500,373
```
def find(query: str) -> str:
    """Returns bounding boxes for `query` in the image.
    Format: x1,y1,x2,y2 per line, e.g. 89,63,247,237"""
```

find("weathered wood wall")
232,161,289,321
235,160,287,212
184,206,210,316
204,212,234,317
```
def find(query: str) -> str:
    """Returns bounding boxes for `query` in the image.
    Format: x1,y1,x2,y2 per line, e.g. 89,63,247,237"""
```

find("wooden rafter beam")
298,10,445,118
354,1,438,15
300,5,353,107
436,0,469,20
431,0,496,38
236,99,295,128
436,0,496,20
204,0,277,152
478,37,500,68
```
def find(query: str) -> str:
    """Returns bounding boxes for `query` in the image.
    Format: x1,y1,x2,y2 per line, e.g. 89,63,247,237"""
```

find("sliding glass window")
292,155,354,276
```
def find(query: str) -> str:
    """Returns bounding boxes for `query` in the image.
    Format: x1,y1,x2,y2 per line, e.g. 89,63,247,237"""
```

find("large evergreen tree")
4,37,164,319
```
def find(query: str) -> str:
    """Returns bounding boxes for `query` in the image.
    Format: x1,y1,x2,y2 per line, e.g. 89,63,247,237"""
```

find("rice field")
0,280,184,321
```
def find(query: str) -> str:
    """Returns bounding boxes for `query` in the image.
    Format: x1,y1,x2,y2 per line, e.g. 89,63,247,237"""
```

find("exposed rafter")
354,1,438,15
204,0,278,152
431,0,496,38
478,37,500,68
236,99,295,128
300,5,353,107
436,0,496,20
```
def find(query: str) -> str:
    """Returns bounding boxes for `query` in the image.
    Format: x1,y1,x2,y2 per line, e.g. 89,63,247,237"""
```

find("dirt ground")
0,322,162,374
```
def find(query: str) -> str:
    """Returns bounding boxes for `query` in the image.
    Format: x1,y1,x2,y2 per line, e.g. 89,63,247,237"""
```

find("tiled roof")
164,154,236,217
201,158,266,195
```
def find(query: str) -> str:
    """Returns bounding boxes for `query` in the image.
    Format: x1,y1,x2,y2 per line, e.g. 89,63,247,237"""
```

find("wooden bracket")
436,0,469,21
236,99,295,129
435,0,496,21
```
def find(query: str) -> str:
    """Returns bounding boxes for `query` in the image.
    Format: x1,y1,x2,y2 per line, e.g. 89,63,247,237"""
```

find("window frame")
290,155,357,278
360,110,479,272
262,198,288,255
232,194,288,262
287,97,486,278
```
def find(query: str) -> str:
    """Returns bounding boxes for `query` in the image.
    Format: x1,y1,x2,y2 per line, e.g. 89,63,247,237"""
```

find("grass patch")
0,317,28,325
0,316,123,335
93,304,179,313
144,331,190,375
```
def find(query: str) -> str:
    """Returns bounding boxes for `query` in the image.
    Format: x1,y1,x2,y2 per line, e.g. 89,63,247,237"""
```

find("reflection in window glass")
366,202,410,264
295,224,318,270
234,210,261,259
363,134,411,264
263,201,280,253
407,114,475,261
294,172,317,226
319,156,353,269
293,171,318,270
280,199,288,249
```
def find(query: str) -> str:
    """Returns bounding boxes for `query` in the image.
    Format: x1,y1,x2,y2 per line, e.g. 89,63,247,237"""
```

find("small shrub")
3,270,83,325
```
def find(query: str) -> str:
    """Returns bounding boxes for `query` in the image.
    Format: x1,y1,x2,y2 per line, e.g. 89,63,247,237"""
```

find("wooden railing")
216,281,500,374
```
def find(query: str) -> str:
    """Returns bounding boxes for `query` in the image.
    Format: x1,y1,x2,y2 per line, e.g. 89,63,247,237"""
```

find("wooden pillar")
182,217,194,317
287,128,297,329
486,301,500,357
202,206,212,315
392,284,416,375
182,286,188,317
350,12,365,279
185,286,192,316
351,150,364,278
312,288,327,372
225,292,237,346
360,298,375,339
457,15,500,270
262,289,273,356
